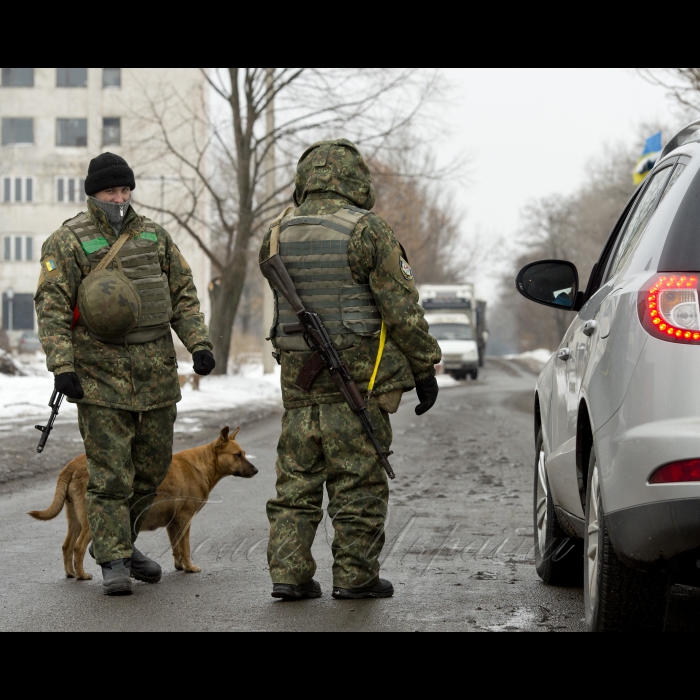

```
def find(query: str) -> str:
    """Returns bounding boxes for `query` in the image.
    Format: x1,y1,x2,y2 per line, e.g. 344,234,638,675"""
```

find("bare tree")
128,68,446,373
639,69,700,114
370,157,491,284
502,142,638,352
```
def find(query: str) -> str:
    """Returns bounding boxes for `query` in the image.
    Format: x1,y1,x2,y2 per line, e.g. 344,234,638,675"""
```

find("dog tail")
27,461,74,521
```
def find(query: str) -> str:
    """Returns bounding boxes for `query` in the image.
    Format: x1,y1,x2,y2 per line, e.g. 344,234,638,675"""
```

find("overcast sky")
431,68,679,303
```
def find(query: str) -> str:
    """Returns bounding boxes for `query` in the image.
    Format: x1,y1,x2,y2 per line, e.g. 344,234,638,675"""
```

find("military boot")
332,578,394,599
89,543,161,584
101,559,132,596
130,547,162,584
271,579,322,601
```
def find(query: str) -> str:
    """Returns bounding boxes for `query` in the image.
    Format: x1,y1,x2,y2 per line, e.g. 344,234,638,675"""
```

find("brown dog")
28,426,257,580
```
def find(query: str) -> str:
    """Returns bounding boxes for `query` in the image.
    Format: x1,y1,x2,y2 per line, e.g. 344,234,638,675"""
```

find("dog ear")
230,426,240,441
215,426,229,449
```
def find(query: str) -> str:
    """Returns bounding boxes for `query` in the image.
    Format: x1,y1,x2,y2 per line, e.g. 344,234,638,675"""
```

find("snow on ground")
0,353,282,422
503,348,553,367
436,373,459,388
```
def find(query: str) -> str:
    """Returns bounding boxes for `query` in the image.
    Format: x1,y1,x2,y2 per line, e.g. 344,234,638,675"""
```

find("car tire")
533,428,583,585
584,444,670,632
469,370,478,380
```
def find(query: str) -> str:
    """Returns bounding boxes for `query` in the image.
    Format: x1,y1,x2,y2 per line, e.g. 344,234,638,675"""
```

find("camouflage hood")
293,139,376,210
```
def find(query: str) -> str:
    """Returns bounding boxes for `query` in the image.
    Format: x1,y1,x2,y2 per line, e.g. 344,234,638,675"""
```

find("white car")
425,312,479,380
517,120,700,632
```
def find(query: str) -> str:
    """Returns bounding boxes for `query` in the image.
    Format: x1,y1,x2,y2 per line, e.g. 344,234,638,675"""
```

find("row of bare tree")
128,68,475,372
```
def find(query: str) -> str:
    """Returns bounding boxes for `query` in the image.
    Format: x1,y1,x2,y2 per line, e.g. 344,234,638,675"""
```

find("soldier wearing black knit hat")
34,152,216,596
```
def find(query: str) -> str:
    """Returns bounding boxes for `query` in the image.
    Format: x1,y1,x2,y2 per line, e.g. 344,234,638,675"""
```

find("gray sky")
432,68,678,303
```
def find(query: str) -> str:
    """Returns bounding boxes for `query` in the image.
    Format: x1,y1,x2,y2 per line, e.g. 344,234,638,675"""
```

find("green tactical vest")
272,206,382,352
66,212,173,344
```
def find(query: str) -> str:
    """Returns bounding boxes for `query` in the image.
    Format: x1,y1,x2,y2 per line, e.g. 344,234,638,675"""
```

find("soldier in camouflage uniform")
260,139,441,601
34,153,215,595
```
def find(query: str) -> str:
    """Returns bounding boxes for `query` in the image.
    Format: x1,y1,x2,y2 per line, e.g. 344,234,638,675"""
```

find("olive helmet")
78,269,141,338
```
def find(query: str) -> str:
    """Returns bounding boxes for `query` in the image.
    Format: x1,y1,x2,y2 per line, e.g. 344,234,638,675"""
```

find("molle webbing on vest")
271,207,382,351
67,212,172,344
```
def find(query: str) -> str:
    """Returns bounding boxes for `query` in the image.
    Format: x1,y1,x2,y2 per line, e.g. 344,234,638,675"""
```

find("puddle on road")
485,606,542,632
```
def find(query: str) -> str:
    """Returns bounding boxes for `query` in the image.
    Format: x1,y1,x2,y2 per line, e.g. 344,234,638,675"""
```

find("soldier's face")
94,186,131,203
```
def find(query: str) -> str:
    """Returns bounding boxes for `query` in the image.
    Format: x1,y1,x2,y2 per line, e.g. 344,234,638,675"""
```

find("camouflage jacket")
260,139,441,410
35,199,212,411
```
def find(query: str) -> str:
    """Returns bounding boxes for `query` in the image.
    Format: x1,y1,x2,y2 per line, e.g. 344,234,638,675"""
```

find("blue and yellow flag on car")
633,132,662,185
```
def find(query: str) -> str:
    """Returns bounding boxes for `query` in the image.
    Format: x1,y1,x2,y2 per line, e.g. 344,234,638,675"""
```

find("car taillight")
649,459,700,483
638,274,700,343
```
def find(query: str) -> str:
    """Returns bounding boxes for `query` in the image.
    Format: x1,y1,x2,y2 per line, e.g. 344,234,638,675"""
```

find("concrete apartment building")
0,67,211,350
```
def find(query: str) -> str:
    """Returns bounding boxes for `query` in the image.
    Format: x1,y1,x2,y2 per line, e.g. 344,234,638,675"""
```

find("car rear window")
659,165,700,272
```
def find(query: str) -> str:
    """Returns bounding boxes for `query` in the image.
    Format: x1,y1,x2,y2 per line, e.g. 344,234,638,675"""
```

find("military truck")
417,284,488,380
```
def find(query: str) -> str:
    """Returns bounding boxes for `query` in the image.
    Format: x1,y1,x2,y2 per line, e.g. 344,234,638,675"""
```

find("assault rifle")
260,254,395,479
35,389,64,453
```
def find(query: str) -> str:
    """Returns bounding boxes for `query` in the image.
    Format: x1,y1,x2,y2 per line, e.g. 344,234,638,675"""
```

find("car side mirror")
515,260,581,311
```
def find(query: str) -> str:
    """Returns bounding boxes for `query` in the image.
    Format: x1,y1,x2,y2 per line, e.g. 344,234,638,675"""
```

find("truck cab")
424,311,480,380
418,284,485,380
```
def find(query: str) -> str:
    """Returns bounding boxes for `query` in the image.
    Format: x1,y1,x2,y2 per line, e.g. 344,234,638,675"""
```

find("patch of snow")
503,349,553,366
436,374,459,388
178,363,282,414
0,361,282,423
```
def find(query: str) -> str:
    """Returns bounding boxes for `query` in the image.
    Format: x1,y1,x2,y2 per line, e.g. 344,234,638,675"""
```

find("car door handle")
557,347,572,361
583,320,598,337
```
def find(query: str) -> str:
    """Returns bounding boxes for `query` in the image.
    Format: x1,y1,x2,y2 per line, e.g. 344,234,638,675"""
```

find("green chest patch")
139,231,158,242
80,237,109,255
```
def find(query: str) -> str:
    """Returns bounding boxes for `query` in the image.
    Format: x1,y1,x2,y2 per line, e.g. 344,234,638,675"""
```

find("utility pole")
262,68,276,374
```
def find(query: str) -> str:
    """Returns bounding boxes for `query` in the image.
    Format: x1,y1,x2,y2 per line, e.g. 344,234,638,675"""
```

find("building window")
2,292,35,330
2,176,34,203
2,236,33,262
103,117,121,146
1,68,34,87
2,118,33,145
56,118,87,147
56,68,87,88
56,177,86,204
103,68,121,88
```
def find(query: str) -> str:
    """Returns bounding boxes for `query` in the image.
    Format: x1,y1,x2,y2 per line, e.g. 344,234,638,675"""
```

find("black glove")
55,371,84,400
415,375,438,416
193,350,216,376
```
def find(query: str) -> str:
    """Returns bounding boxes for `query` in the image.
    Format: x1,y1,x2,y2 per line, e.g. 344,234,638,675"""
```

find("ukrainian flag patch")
44,259,57,272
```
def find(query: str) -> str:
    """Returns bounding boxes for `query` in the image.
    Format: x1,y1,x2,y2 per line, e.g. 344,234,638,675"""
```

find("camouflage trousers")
267,400,391,589
77,402,176,564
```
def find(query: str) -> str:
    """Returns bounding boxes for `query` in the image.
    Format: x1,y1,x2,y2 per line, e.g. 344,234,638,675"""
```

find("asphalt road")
1,360,699,631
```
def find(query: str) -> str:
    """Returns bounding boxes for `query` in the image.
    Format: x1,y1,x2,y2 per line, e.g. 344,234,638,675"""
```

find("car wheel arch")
576,399,594,512
534,392,542,443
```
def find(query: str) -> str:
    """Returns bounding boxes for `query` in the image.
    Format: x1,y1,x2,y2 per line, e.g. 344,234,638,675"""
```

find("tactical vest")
272,206,382,351
66,212,173,344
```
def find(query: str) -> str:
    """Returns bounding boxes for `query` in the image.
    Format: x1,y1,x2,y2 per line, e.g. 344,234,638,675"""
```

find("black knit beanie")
84,152,135,196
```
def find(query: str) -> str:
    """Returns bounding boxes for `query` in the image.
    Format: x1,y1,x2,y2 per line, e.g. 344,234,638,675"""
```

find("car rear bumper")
607,498,700,567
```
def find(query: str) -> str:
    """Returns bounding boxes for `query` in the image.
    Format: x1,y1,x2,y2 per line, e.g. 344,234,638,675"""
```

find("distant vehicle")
516,120,700,631
425,312,478,380
17,331,41,354
418,284,488,379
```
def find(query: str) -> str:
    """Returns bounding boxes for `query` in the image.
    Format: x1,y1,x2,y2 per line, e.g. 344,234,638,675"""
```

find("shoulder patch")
399,256,413,281
40,258,61,280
